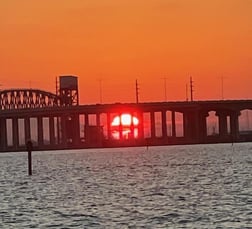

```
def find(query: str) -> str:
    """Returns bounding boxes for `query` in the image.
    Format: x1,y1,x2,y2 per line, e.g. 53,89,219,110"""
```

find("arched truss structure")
0,89,60,110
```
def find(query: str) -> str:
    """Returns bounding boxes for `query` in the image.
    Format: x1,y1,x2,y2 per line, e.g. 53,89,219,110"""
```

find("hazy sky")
1,0,252,104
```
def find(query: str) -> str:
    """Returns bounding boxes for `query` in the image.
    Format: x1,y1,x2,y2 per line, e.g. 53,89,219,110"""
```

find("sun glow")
111,114,139,139
111,114,139,126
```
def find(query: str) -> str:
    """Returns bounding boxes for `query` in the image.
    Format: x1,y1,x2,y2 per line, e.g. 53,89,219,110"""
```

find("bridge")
0,76,252,152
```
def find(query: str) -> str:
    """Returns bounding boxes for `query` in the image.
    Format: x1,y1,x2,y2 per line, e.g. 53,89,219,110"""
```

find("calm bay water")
0,143,252,228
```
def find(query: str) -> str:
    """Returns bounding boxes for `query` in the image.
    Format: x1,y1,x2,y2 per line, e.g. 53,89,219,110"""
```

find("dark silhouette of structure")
190,76,194,102
135,79,139,104
0,75,252,152
58,75,79,106
26,140,33,175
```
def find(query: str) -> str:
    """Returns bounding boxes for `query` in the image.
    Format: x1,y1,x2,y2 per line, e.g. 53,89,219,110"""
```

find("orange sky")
1,0,252,104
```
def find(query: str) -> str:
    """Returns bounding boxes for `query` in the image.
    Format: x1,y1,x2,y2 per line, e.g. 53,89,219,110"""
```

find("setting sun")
111,114,139,126
111,114,139,139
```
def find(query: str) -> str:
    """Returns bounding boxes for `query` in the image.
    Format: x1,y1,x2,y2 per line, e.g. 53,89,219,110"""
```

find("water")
0,143,251,228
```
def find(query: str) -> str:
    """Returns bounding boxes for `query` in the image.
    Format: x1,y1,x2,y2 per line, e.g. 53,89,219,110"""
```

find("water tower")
58,75,80,146
59,75,79,106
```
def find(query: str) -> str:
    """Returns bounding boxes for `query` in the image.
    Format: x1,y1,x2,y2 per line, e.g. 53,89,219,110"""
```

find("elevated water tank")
59,75,79,106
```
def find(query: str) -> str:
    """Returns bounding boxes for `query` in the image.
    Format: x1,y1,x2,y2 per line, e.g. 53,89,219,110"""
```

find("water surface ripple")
0,143,251,228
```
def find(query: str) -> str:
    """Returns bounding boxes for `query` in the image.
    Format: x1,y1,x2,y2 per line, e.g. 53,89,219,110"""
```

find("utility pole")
218,76,229,100
135,79,139,103
55,77,58,95
186,83,189,101
190,76,194,101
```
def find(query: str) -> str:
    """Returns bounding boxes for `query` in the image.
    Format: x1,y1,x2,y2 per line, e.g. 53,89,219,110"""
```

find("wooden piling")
26,140,33,176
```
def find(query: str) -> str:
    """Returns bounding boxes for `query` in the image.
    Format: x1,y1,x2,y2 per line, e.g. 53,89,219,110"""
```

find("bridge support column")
71,114,80,146
150,111,156,139
230,111,240,142
37,116,43,147
217,112,228,141
171,111,176,137
95,113,103,145
161,110,167,139
60,115,67,147
107,113,111,140
137,112,144,140
119,113,123,140
129,113,134,139
55,117,60,145
183,110,202,143
84,113,89,143
0,118,7,151
49,116,55,146
12,117,19,149
198,111,208,143
96,113,100,128
25,117,31,142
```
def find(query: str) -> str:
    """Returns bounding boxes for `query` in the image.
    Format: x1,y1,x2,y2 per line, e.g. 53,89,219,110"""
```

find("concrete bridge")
0,85,252,152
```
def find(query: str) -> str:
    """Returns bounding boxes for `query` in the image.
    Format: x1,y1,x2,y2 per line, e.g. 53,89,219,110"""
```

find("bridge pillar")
96,113,101,128
107,113,111,140
25,117,31,142
37,116,43,147
12,117,19,149
137,112,144,140
198,111,208,143
64,114,80,146
161,110,167,139
60,115,67,147
56,117,60,145
183,110,203,143
230,111,240,142
49,116,55,146
84,113,89,143
130,113,134,139
73,114,80,146
0,118,7,151
150,111,156,139
119,112,123,140
95,113,103,145
216,112,228,141
171,111,176,137
85,113,89,128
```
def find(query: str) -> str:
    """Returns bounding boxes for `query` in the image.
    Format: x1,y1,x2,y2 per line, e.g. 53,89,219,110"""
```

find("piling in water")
26,140,33,176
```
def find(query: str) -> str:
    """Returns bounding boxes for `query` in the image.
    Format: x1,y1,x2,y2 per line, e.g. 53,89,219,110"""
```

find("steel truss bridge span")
0,89,59,110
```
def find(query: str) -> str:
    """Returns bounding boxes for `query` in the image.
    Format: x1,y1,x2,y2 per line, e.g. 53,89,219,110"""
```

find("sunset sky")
1,0,252,104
